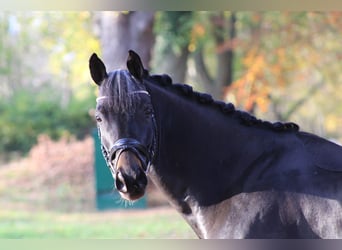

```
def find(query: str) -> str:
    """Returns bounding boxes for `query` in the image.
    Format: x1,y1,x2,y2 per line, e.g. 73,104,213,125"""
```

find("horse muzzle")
113,149,148,201
99,137,151,201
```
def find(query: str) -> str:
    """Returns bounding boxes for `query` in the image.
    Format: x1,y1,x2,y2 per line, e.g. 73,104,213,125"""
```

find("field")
0,136,196,239
0,207,195,239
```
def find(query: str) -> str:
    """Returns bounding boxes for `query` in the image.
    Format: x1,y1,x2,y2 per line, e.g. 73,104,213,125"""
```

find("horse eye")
96,116,102,122
144,106,153,116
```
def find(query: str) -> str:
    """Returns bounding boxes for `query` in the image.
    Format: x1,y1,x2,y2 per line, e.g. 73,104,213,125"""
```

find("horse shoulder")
297,193,342,238
194,191,281,238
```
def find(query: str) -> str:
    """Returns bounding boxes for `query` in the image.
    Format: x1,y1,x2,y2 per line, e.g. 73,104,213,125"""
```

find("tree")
191,11,237,98
222,12,342,136
0,12,100,156
153,11,193,83
0,13,47,98
93,11,155,71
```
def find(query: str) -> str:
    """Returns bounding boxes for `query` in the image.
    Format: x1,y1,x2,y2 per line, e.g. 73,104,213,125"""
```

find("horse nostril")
115,171,128,193
132,183,140,192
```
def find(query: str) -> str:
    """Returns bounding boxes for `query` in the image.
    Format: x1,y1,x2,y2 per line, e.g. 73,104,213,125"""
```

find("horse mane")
148,74,299,133
101,70,142,113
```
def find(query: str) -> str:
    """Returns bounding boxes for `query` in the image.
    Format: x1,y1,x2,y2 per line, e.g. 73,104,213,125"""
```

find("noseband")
97,90,157,176
109,138,150,172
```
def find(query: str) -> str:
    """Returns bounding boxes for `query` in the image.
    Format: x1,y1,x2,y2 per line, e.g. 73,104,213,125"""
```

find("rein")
96,90,157,176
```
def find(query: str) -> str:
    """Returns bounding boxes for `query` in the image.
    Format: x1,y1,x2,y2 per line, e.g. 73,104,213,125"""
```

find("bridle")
96,90,157,176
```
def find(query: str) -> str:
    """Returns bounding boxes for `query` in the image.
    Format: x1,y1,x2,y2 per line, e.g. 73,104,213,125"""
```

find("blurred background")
0,11,341,238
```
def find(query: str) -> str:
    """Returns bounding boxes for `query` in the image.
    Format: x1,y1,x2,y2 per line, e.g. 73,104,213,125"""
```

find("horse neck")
146,82,279,207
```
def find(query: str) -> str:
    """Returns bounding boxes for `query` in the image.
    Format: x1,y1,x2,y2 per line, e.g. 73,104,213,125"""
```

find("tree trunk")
158,45,189,83
94,11,155,71
153,12,193,83
194,12,237,99
211,12,236,92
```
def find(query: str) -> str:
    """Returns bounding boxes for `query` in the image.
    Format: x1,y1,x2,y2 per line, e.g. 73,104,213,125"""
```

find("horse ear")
127,50,145,81
89,53,108,86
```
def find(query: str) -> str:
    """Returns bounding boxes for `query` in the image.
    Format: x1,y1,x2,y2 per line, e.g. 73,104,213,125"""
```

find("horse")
89,50,342,239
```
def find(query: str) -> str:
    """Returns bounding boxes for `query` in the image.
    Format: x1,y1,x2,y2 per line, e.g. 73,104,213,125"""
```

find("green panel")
93,128,114,192
92,129,146,210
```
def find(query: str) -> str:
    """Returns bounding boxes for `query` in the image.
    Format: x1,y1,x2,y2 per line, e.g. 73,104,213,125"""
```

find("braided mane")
148,74,299,133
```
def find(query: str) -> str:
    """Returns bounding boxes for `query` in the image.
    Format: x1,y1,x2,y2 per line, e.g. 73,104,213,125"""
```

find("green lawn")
0,207,195,239
0,208,196,239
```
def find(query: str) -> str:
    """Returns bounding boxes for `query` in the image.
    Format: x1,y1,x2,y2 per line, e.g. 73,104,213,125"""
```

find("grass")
0,208,196,239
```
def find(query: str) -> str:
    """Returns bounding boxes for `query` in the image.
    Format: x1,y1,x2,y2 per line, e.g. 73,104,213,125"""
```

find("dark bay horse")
89,50,342,238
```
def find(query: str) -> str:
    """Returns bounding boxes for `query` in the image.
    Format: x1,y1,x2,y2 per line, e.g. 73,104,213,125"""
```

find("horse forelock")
100,70,143,113
148,74,299,133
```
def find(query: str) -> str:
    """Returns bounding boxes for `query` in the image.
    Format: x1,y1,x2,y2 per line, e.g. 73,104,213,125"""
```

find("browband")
96,90,150,103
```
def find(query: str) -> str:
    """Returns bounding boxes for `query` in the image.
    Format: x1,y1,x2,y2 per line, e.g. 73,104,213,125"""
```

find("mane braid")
102,70,142,113
149,74,299,133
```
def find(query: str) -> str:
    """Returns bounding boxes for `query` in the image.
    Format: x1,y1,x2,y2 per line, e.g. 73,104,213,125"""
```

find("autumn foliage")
221,12,342,139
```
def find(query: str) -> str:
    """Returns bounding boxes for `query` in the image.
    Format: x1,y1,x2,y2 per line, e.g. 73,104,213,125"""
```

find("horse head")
89,50,156,201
